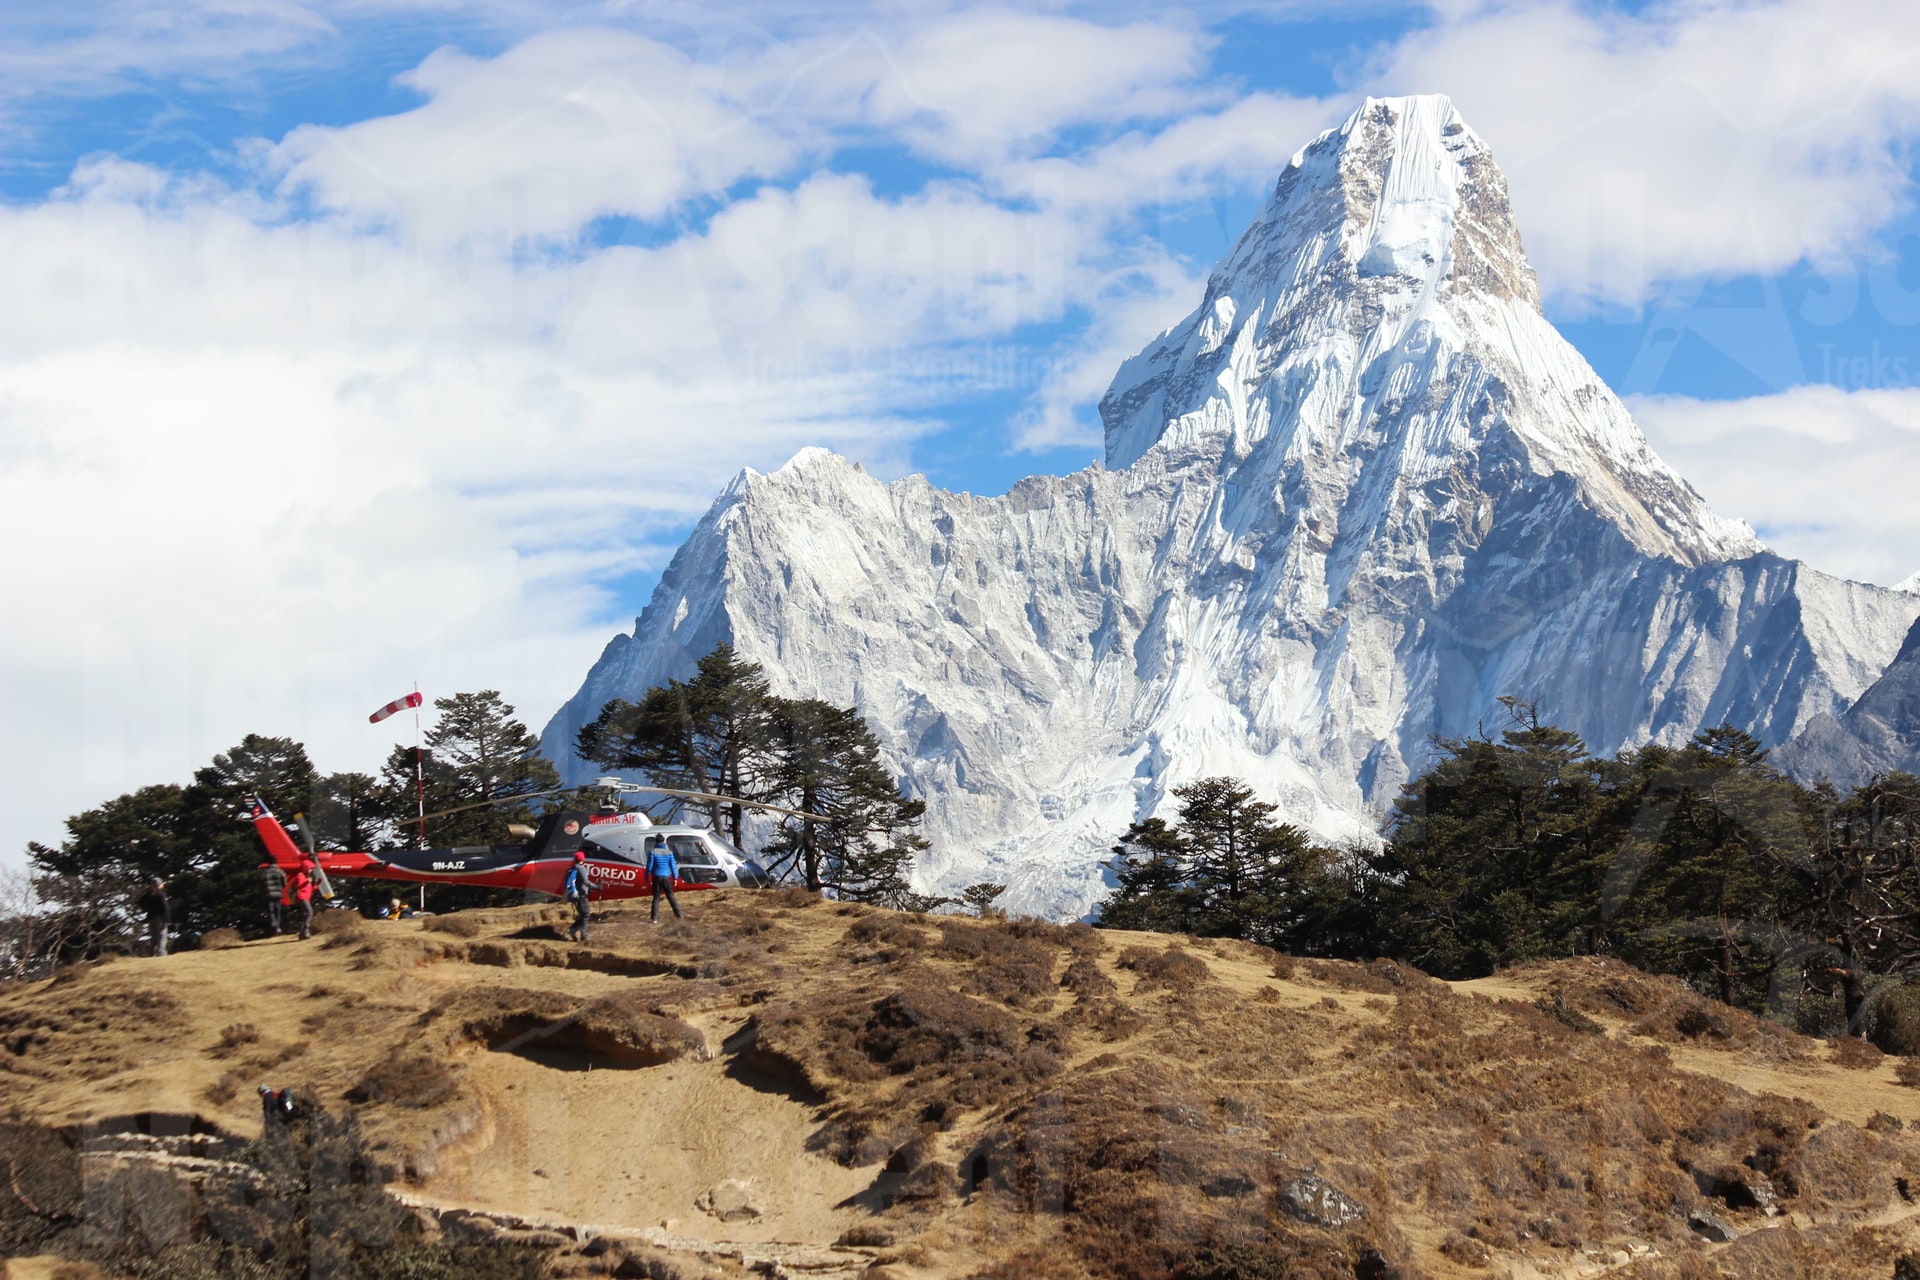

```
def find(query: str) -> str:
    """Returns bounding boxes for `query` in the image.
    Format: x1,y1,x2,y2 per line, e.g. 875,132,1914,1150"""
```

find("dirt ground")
4,896,1919,1279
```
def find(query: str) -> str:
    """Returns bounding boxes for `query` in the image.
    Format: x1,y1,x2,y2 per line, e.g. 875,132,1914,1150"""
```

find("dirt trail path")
427,1008,875,1248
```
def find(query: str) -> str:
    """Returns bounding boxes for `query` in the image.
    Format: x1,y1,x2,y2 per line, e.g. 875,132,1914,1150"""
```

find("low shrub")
1060,955,1116,998
1828,1036,1883,1069
309,907,366,937
0,1107,549,1280
349,1054,461,1108
939,921,1060,1007
212,1022,260,1052
843,913,931,961
198,928,245,950
1866,984,1920,1057
1791,989,1847,1039
421,914,486,938
1116,945,1210,990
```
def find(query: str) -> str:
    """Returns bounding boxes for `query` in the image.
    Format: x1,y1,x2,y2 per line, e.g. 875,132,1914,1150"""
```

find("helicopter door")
667,834,727,885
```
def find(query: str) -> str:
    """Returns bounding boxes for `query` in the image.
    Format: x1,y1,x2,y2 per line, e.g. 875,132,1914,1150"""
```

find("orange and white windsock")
369,691,424,724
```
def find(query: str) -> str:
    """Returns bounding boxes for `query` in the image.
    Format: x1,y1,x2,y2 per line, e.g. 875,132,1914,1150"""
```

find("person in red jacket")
287,859,317,939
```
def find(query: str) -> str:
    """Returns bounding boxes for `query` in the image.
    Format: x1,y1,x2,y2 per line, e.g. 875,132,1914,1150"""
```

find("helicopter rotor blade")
593,778,828,823
414,787,571,826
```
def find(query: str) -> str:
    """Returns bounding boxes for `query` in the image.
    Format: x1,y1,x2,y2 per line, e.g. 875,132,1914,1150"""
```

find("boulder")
695,1178,764,1223
1687,1208,1738,1242
1278,1174,1365,1228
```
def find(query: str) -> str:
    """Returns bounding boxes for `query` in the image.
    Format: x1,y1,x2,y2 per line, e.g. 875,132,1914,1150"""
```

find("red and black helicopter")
249,779,809,901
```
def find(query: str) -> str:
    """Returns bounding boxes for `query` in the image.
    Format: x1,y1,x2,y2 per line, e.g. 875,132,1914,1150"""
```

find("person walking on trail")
564,851,595,942
646,836,683,924
261,862,286,935
137,877,170,956
289,859,317,939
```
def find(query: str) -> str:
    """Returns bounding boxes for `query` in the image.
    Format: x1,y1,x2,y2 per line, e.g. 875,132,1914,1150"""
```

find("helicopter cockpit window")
667,835,718,867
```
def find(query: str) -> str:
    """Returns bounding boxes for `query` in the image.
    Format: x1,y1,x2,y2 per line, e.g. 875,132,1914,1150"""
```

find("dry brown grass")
421,912,488,937
2,895,1916,1279
198,927,245,949
0,982,183,1082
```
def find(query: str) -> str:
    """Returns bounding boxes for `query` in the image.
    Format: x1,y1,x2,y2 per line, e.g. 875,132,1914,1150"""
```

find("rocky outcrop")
1779,616,1920,785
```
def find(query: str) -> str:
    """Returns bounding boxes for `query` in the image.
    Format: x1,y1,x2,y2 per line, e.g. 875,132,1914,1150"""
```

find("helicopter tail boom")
249,797,307,869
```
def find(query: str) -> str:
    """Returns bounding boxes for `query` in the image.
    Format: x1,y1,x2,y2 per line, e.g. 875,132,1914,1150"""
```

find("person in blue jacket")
646,836,683,923
563,850,595,942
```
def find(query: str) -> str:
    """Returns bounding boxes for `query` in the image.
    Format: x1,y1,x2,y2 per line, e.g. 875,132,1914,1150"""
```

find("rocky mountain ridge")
543,95,1920,917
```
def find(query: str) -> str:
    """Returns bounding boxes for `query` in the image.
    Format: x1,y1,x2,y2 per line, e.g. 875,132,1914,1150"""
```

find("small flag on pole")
370,691,424,724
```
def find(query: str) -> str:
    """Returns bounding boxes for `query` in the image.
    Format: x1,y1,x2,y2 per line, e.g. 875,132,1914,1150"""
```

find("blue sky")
6,0,1920,862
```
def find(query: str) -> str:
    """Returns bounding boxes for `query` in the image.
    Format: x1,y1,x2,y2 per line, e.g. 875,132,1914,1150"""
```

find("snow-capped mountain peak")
1102,94,1756,572
544,96,1920,918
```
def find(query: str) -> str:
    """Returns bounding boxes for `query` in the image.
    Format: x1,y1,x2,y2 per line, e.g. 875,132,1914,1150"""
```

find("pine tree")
1372,703,1603,977
26,735,323,952
1173,778,1331,948
757,698,927,902
1098,817,1193,934
181,735,322,938
960,883,1008,917
370,692,561,912
578,645,779,846
372,692,559,849
1610,727,1813,1010
26,783,193,963
579,647,932,903
1789,772,1920,1027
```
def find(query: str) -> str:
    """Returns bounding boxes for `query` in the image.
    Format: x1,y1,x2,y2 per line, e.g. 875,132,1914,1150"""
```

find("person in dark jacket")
137,877,170,956
258,1084,295,1136
261,862,287,935
646,837,683,923
563,851,595,942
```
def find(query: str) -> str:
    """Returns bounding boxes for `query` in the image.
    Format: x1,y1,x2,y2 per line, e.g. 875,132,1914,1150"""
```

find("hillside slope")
4,897,1920,1279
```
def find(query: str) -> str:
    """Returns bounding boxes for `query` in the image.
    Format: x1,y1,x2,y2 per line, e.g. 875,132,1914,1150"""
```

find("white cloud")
991,92,1339,214
1366,0,1920,308
0,0,338,105
265,10,1228,247
271,28,807,244
825,9,1216,169
0,131,1154,864
1629,386,1920,587
1010,255,1206,451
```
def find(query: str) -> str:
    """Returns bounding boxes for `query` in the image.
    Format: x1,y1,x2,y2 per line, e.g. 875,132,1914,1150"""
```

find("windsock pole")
413,685,426,911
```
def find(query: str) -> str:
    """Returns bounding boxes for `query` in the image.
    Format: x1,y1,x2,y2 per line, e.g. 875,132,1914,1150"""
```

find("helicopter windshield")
666,834,718,867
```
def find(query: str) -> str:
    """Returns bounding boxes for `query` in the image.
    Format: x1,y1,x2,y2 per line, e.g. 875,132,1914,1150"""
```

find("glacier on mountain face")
542,95,1920,920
